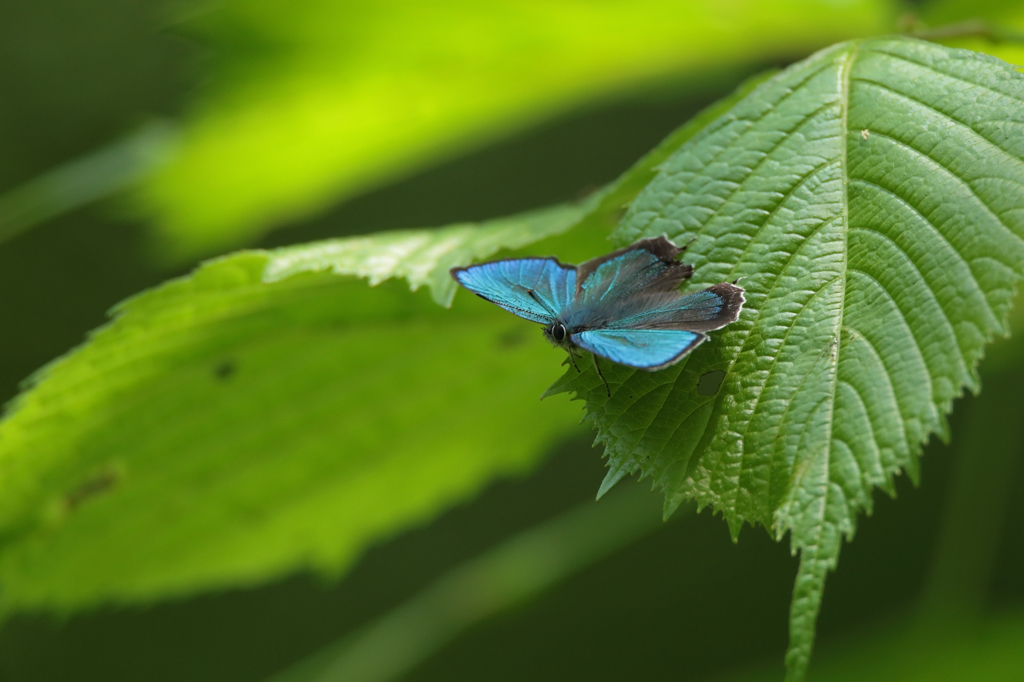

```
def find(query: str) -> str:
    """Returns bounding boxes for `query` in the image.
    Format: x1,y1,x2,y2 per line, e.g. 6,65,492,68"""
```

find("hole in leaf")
698,370,726,396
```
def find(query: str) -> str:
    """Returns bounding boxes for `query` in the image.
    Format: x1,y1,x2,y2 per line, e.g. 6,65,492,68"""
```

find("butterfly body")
451,236,744,372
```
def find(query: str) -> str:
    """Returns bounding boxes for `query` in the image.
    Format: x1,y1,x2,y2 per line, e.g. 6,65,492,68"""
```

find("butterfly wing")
451,258,575,324
606,282,746,332
572,329,705,370
571,283,744,369
574,236,692,307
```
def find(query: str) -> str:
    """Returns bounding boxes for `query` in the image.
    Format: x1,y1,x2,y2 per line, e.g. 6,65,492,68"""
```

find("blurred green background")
0,0,1022,680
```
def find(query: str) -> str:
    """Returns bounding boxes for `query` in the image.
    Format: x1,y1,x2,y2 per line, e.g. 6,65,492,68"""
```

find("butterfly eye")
552,323,567,342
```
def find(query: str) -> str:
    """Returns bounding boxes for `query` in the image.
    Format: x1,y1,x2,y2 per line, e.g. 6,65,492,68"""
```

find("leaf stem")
0,123,175,247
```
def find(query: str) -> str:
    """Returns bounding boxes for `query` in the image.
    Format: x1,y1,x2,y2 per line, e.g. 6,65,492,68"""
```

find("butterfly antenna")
592,354,611,398
732,276,745,285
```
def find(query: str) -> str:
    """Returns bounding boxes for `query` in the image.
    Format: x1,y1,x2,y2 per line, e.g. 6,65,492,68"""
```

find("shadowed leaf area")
547,36,1024,681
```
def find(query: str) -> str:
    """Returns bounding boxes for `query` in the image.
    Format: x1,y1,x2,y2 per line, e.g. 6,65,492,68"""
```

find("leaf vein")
722,156,840,282
860,46,1024,106
721,215,842,510
848,225,976,376
851,78,1024,170
846,268,936,411
839,327,910,459
849,177,1010,319
861,130,1023,246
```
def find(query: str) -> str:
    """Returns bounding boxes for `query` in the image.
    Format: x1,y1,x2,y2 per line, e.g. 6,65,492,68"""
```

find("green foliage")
137,0,891,258
0,69,764,614
548,37,1024,680
262,203,589,307
0,207,592,614
3,28,1024,681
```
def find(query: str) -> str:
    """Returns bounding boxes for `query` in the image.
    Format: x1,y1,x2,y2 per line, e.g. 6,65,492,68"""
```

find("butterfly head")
542,320,572,349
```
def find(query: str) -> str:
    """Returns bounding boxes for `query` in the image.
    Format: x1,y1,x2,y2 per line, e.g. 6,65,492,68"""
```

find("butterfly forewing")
451,258,576,324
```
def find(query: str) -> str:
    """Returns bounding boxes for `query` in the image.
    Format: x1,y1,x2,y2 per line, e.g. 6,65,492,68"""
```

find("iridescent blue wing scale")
451,258,575,324
571,329,705,370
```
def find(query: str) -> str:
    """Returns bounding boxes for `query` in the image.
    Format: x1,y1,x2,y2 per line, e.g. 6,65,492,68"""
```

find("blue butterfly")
451,236,745,394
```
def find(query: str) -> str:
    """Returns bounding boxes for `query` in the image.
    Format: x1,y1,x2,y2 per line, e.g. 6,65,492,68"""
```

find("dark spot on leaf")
497,327,528,349
698,370,726,396
65,470,120,510
821,337,839,361
214,360,236,380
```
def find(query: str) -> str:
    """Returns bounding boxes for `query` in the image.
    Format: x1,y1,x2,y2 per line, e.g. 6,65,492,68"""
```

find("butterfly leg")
592,354,611,398
566,349,581,373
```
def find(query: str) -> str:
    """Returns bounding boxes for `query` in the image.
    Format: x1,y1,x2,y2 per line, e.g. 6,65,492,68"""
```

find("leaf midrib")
800,37,856,533
698,44,859,525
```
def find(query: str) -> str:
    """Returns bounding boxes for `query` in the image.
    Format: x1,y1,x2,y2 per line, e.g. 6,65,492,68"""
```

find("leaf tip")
662,493,685,521
596,465,630,500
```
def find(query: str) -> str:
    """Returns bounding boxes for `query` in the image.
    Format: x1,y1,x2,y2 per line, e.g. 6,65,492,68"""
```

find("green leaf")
0,204,589,614
547,37,1024,681
0,67,764,614
137,0,892,259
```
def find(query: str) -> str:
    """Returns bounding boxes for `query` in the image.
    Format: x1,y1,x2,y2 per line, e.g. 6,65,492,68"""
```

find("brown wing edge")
700,282,746,331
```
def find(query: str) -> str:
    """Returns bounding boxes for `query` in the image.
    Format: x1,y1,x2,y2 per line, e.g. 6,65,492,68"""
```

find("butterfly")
450,235,745,395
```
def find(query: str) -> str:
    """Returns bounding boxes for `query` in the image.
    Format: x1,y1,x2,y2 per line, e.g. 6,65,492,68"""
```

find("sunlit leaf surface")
0,70,760,614
137,0,890,258
0,206,591,613
548,37,1024,681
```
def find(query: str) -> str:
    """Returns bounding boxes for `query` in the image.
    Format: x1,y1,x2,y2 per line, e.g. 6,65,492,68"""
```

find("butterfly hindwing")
451,258,575,324
606,282,746,332
572,329,705,370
